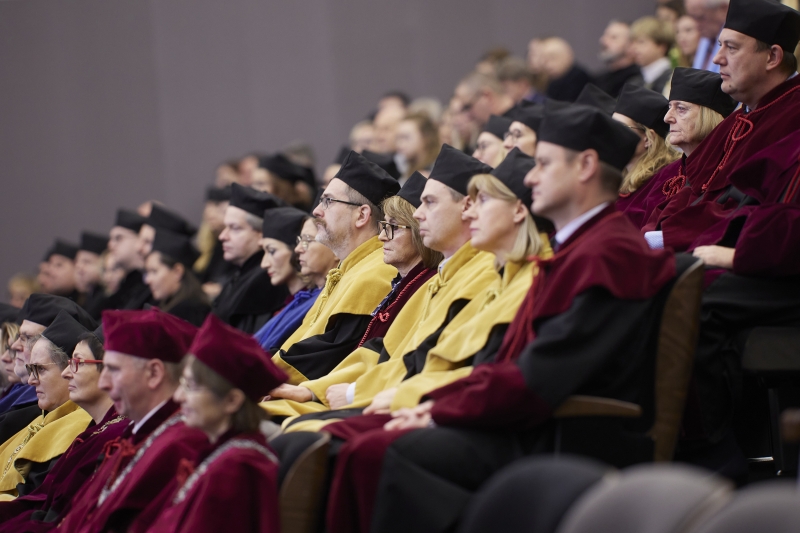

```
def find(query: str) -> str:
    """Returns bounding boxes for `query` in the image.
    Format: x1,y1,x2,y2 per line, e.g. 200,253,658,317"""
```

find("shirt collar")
554,202,610,248
641,57,672,84
133,399,169,435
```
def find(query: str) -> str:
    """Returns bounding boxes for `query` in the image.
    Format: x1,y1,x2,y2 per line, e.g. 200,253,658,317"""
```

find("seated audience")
454,72,515,131
472,115,511,167
630,16,676,95
541,37,591,102
196,185,236,300
675,14,701,66
43,240,80,301
595,20,644,97
75,232,110,320
394,112,440,184
106,209,152,310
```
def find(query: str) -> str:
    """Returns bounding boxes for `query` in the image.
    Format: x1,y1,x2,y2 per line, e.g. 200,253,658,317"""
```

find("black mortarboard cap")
428,145,493,196
151,229,201,268
491,148,536,209
48,240,79,261
576,83,617,116
724,0,800,51
115,209,146,233
482,115,513,141
397,172,428,209
362,151,401,180
614,84,670,138
333,151,401,205
206,186,232,202
18,293,98,329
146,204,197,237
259,154,309,184
93,325,105,344
41,310,88,357
539,104,641,171
79,232,108,255
334,146,351,165
502,99,536,119
261,207,309,248
0,303,19,324
229,183,285,218
669,68,739,118
506,104,546,133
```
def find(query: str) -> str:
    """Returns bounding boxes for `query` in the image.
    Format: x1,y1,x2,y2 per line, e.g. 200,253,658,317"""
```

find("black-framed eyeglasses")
296,235,315,250
25,362,60,381
318,196,362,210
379,221,411,240
69,358,103,373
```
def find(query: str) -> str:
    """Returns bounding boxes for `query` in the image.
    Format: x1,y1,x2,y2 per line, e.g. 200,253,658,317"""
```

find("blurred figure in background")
6,274,38,309
197,186,237,301
45,240,80,301
238,153,260,187
496,56,545,104
595,20,644,97
101,253,126,297
656,0,685,27
75,232,109,320
541,37,591,102
475,47,511,76
349,121,375,154
371,105,405,154
472,115,511,167
684,0,729,73
394,112,440,184
378,90,410,112
215,160,241,187
675,14,701,67
454,72,514,132
630,16,675,94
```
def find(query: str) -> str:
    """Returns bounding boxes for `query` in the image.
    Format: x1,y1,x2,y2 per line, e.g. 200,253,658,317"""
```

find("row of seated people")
0,0,797,530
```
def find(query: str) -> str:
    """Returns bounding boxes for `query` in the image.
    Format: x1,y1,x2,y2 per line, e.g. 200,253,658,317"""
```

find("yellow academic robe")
0,400,91,499
272,236,397,384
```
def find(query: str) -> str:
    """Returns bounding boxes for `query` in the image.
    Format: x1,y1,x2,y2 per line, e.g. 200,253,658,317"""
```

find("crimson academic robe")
0,406,128,532
325,206,677,533
143,431,279,533
617,158,682,230
56,401,209,533
643,75,800,251
213,250,289,334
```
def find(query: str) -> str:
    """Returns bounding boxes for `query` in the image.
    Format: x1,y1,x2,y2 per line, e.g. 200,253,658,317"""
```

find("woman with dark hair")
0,327,127,532
144,230,211,327
254,207,321,353
145,315,285,533
472,115,512,167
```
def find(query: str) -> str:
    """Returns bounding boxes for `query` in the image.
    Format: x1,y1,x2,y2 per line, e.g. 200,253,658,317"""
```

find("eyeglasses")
179,376,205,392
317,196,362,210
379,221,411,240
25,362,60,381
296,235,316,250
69,358,104,373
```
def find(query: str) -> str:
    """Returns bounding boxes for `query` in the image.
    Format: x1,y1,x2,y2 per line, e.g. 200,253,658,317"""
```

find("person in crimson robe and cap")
143,314,287,533
0,326,127,532
324,104,678,533
640,0,800,477
642,0,800,252
55,309,209,533
213,184,290,334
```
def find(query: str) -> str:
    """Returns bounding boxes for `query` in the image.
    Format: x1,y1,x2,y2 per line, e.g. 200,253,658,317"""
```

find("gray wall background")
0,0,652,300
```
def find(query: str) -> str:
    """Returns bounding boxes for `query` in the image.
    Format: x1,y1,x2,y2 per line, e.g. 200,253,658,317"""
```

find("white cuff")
644,231,664,250
346,383,356,405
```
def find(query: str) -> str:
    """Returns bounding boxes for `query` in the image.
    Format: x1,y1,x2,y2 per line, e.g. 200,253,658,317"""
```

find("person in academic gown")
0,320,23,409
619,68,737,229
325,104,677,533
144,230,211,327
75,232,111,320
0,311,92,499
212,184,289,334
137,204,197,260
0,327,127,532
144,314,286,533
271,151,400,384
54,309,209,533
195,186,237,299
612,84,680,225
503,104,543,157
263,172,442,419
256,152,317,211
642,0,800,252
106,209,153,310
43,240,81,302
1,295,96,439
472,115,512,167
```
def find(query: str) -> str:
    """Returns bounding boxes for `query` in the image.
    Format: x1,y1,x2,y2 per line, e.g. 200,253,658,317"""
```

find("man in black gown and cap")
212,184,288,334
106,209,152,310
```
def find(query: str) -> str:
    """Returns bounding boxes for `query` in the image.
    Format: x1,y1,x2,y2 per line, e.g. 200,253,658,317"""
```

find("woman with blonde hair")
395,112,440,183
613,84,680,228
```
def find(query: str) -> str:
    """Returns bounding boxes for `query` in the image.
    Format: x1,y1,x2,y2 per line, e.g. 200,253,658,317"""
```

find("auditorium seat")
687,481,800,533
457,455,611,533
555,464,733,533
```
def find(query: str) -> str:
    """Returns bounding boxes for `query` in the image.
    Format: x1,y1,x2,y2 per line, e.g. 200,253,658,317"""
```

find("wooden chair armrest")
554,395,643,418
781,409,800,443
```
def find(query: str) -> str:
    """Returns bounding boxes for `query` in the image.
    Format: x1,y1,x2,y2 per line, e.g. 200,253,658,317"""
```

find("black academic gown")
106,270,152,311
198,241,237,285
82,285,110,321
0,403,41,446
212,251,289,334
165,295,212,327
593,64,643,98
546,64,592,102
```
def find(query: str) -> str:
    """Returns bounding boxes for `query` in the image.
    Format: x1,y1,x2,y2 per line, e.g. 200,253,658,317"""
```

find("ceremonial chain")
90,415,126,437
172,439,278,504
98,413,183,506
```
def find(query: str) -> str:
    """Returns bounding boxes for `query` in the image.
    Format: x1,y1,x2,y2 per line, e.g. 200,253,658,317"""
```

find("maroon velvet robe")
643,75,800,251
325,205,676,533
357,262,437,346
0,407,128,532
617,158,682,229
55,400,209,533
143,430,279,533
